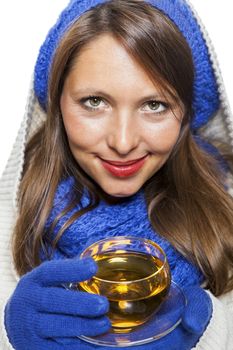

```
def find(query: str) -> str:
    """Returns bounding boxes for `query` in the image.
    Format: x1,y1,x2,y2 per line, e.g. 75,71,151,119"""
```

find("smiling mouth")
100,155,148,177
101,155,148,166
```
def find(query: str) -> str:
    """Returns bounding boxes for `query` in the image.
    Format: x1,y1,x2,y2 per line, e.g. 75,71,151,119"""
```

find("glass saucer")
78,281,186,347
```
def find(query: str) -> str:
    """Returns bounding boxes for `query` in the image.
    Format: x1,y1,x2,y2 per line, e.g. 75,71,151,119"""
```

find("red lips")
100,155,148,177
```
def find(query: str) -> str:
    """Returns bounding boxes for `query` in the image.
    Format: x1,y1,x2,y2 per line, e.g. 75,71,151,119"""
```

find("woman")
1,0,233,349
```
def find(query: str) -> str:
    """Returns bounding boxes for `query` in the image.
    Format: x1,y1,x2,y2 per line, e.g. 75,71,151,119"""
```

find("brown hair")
13,0,233,296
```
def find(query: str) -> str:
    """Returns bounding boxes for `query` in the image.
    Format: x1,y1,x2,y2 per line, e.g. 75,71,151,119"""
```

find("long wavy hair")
13,0,233,296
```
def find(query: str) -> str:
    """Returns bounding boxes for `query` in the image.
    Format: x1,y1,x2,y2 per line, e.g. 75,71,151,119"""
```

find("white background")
0,0,232,176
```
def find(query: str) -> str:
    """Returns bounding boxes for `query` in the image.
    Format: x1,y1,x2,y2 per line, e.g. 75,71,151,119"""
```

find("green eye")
89,97,102,107
79,96,105,111
148,101,161,111
142,100,168,114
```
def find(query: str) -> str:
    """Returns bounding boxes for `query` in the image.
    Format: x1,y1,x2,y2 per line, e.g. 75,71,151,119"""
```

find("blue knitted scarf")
44,177,203,288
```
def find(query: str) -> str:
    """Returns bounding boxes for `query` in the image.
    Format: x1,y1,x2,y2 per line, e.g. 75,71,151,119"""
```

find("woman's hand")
144,285,213,350
4,258,111,350
74,285,213,350
5,258,212,350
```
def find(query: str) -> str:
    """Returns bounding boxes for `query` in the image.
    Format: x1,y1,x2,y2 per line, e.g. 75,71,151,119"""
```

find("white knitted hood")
1,0,233,211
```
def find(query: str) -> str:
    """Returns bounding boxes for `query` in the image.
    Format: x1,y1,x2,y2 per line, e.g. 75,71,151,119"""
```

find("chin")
111,193,133,198
102,185,141,199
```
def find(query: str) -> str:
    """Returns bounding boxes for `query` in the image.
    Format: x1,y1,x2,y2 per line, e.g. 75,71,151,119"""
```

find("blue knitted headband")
34,0,219,130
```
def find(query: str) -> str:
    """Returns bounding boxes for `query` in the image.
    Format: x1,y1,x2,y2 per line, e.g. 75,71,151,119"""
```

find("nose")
107,110,139,155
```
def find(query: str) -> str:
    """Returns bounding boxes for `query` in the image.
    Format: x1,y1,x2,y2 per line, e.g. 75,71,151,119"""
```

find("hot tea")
79,249,170,331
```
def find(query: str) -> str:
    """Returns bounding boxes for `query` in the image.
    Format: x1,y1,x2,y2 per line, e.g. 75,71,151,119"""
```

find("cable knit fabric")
4,258,113,350
44,177,204,289
34,0,219,130
1,0,233,349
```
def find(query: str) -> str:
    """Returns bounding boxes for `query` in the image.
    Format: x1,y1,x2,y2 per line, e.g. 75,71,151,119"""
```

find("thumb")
181,286,212,334
31,257,98,286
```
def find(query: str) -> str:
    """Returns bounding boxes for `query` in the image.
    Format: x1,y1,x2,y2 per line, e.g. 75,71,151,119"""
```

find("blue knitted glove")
70,285,213,350
4,258,111,350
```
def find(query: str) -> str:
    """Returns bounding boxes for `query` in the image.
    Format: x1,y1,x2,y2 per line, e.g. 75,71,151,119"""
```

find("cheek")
63,115,104,150
145,122,181,154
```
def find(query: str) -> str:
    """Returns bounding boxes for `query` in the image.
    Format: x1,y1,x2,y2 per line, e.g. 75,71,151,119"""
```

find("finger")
55,338,80,345
182,286,212,334
38,287,109,317
36,313,111,337
44,338,91,350
32,258,97,286
55,337,108,347
47,338,106,350
55,337,158,350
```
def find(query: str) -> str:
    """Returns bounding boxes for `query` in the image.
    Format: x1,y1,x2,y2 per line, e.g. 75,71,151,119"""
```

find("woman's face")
60,34,183,198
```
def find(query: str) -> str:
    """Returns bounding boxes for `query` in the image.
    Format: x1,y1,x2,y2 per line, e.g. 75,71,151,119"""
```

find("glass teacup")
76,236,171,333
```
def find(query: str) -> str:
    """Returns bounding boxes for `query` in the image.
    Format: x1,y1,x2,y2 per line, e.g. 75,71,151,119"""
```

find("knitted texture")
148,0,219,130
1,1,233,348
4,278,212,350
34,0,106,111
4,258,112,350
44,177,204,289
77,287,213,350
34,0,219,130
4,187,213,350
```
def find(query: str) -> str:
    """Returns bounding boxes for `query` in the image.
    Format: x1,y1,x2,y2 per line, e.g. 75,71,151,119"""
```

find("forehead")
63,33,182,108
66,33,167,97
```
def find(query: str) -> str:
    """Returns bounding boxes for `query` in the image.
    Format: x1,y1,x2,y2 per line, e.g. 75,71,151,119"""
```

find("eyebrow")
71,88,171,104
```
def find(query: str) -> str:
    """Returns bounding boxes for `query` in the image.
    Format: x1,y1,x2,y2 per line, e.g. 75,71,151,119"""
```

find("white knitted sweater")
1,1,233,349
